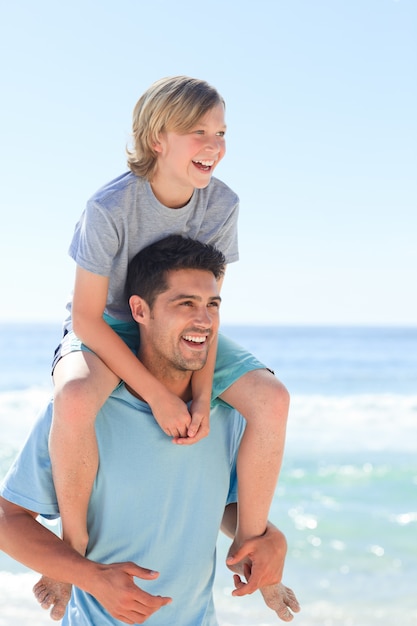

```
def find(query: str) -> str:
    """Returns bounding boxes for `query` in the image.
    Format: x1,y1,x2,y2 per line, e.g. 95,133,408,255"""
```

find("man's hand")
86,562,172,624
226,522,287,595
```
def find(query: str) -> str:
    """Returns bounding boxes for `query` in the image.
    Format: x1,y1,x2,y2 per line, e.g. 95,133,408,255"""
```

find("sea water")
0,323,416,625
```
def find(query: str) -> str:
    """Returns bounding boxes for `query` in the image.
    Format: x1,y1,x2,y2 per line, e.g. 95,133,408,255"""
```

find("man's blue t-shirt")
1,384,245,625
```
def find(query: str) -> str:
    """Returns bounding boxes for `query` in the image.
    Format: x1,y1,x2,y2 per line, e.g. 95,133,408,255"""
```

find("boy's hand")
150,388,192,438
173,395,210,445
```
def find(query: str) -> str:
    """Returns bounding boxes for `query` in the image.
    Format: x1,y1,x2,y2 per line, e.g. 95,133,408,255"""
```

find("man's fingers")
117,593,172,625
117,567,171,624
124,563,160,580
231,562,261,597
226,540,256,565
231,577,258,596
226,549,248,566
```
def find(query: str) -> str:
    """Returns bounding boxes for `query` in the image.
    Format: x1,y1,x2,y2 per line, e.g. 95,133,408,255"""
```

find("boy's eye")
194,130,205,135
216,131,225,137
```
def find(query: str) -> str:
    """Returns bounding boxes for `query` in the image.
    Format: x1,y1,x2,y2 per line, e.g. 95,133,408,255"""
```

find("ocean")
0,323,416,625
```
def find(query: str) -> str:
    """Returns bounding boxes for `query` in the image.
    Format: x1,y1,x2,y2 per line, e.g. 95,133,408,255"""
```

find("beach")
1,323,416,625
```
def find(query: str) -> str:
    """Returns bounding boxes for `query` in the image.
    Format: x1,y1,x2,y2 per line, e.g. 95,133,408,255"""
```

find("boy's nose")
205,136,222,152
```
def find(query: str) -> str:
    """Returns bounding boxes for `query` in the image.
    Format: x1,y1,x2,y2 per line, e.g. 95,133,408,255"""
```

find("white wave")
1,389,416,454
286,393,417,452
0,387,51,448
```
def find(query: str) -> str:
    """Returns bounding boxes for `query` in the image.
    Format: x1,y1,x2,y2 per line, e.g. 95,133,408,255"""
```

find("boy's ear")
152,140,162,154
129,295,150,324
152,131,164,154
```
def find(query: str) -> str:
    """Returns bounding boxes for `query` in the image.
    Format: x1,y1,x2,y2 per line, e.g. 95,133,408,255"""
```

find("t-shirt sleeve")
68,199,121,277
0,401,59,519
215,199,239,265
205,182,239,264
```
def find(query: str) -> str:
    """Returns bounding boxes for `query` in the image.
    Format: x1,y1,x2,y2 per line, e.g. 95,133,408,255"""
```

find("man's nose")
193,306,213,327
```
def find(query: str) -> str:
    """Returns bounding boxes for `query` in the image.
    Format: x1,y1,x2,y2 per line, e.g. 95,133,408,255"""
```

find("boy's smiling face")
151,103,226,208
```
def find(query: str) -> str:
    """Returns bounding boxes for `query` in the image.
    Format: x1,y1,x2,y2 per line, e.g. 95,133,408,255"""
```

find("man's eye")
216,131,225,137
208,301,220,308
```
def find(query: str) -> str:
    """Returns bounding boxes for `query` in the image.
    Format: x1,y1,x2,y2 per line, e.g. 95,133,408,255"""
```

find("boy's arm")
0,496,171,622
174,273,225,444
182,332,218,441
72,265,192,436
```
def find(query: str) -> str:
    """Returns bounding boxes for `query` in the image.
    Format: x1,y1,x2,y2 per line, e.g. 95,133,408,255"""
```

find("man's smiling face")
142,268,221,374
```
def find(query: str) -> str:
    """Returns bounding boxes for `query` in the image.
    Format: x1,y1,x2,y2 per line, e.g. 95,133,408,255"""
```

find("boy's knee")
261,372,290,418
270,375,290,410
251,368,290,406
221,368,290,422
54,377,98,418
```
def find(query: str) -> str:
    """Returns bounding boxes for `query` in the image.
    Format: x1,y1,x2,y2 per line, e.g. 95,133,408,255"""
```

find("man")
0,235,300,624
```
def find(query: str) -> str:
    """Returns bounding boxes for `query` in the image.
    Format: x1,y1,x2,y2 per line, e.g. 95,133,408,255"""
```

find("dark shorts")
51,315,140,374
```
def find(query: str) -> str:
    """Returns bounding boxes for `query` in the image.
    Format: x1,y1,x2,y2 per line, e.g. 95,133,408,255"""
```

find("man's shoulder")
210,403,246,438
109,383,148,407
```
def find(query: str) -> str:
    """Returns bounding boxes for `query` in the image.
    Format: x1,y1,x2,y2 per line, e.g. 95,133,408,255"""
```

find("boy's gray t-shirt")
66,172,239,327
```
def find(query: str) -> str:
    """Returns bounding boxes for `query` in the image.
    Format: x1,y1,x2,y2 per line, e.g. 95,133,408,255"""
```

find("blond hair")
126,76,224,180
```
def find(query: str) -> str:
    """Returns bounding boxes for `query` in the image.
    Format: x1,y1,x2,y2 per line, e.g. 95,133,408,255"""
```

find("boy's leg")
214,334,289,585
34,349,119,620
50,349,119,553
219,368,289,543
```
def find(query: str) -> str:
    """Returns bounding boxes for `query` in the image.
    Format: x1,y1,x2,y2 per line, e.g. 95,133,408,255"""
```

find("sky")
1,0,416,326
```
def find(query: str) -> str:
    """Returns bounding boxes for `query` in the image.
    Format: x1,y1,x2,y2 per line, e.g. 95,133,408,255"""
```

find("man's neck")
131,350,193,404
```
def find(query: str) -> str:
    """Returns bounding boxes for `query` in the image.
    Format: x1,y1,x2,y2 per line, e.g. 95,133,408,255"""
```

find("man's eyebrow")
169,294,222,303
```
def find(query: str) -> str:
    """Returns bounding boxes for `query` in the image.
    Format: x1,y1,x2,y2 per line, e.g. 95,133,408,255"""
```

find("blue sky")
1,0,416,325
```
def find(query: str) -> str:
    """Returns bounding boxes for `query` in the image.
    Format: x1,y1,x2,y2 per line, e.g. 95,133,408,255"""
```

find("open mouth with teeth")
192,159,215,172
182,334,208,347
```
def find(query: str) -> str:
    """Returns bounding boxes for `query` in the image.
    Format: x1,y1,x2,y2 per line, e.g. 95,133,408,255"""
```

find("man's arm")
0,496,171,623
221,503,300,622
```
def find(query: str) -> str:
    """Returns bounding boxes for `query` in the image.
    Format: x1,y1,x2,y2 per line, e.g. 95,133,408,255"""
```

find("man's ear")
129,295,150,324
